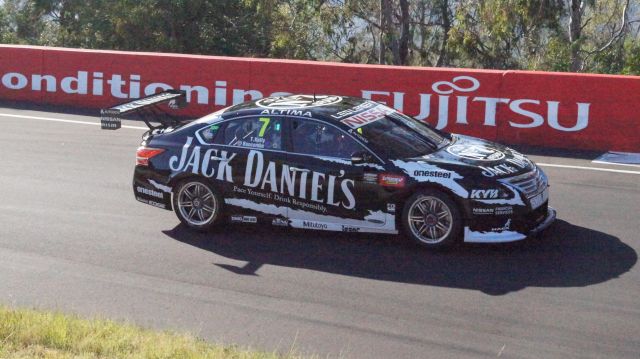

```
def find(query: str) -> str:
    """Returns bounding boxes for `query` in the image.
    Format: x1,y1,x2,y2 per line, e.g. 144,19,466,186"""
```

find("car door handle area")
289,167,310,172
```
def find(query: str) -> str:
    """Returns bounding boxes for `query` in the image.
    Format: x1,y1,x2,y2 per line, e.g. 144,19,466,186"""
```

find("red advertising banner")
1,45,638,152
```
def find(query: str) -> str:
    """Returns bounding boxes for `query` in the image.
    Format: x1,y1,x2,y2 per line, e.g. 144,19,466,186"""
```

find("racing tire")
172,178,223,231
401,189,462,249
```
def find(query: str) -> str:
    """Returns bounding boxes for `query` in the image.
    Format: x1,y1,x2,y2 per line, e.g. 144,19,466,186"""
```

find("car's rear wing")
100,90,188,130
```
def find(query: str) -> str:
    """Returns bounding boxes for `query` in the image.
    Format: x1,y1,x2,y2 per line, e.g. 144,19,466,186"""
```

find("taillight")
136,147,164,166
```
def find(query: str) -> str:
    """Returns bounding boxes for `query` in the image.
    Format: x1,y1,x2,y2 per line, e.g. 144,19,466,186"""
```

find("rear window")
196,123,223,144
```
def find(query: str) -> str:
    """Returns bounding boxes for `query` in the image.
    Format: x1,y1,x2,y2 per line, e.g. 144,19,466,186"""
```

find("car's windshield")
342,104,449,159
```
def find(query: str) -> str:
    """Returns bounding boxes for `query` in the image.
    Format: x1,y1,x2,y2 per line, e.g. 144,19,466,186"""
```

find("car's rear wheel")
172,179,222,230
402,190,462,249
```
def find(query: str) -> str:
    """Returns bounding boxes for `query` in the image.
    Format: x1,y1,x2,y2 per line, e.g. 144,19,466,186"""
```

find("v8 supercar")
102,91,555,249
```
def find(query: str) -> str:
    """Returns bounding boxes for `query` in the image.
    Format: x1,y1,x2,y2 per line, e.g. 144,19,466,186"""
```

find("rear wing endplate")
100,90,187,130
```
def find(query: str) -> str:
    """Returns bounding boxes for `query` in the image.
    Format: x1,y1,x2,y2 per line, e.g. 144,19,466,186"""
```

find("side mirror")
351,151,370,165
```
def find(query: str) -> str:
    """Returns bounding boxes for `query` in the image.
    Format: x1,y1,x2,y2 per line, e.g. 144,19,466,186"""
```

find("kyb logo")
470,189,499,199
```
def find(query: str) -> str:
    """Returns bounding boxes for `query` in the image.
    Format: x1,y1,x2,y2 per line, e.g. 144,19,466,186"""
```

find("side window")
223,117,283,150
291,119,363,158
196,123,223,144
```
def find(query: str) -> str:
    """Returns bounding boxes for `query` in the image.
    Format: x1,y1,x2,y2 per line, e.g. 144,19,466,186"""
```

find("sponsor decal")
256,95,342,109
495,206,514,215
244,151,355,210
363,172,378,183
480,152,532,177
260,108,312,117
303,220,328,230
100,109,121,130
331,101,377,119
413,170,451,178
171,138,356,210
446,144,505,161
341,105,396,129
472,207,494,215
491,219,512,232
378,173,406,188
0,71,590,134
470,189,499,199
472,206,513,216
170,137,237,181
480,164,520,177
272,218,289,227
113,91,179,112
392,159,468,198
230,215,244,222
136,186,164,199
225,198,398,235
136,197,166,209
242,215,257,223
362,75,590,132
342,225,360,232
230,215,257,223
387,203,396,213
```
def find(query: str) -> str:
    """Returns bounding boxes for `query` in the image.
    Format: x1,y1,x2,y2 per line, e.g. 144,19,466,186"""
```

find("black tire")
172,178,223,231
401,189,462,249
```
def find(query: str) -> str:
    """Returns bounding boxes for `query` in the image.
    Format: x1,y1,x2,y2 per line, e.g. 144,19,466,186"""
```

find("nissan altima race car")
101,91,555,249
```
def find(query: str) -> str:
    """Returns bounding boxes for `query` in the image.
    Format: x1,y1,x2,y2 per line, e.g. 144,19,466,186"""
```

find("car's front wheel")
402,190,462,249
172,179,222,230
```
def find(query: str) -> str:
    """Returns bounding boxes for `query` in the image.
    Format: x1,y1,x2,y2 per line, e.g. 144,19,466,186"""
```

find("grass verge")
0,306,305,358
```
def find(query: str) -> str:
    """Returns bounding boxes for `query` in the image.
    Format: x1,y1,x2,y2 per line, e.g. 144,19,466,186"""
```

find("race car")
101,91,555,249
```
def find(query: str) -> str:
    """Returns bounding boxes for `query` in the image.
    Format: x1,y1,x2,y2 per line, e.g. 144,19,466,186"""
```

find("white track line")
591,160,640,168
0,113,147,130
537,163,640,175
3,112,640,175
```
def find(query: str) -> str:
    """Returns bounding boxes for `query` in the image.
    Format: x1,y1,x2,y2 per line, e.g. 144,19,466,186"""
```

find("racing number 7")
258,117,270,137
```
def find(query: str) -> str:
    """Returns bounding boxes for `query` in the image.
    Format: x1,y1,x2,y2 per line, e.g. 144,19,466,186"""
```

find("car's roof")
220,95,375,123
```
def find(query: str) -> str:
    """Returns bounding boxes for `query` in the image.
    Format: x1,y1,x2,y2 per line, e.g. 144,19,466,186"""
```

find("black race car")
102,91,555,249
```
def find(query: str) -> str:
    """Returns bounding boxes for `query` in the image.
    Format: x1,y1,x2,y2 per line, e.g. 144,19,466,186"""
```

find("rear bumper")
133,166,173,210
464,207,556,243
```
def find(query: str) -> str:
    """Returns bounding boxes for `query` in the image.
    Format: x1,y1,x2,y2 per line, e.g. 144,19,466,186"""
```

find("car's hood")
408,134,535,178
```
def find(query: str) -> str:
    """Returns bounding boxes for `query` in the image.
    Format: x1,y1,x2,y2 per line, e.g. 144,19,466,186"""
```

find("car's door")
283,117,397,234
214,115,288,224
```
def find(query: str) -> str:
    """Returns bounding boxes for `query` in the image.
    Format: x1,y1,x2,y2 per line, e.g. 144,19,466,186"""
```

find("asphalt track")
1,104,639,358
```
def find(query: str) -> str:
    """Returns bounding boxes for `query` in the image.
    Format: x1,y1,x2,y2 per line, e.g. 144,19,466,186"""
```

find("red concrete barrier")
1,45,638,152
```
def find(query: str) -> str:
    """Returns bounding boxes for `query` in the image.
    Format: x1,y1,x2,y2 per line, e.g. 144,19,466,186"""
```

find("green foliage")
622,39,640,75
0,0,637,75
0,306,306,358
448,0,565,69
538,36,571,72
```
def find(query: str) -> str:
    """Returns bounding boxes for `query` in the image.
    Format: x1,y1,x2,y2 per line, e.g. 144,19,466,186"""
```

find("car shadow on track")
163,219,636,295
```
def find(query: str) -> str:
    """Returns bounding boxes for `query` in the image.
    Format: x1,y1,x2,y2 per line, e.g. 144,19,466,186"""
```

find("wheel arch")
167,173,225,210
395,182,469,227
170,175,225,229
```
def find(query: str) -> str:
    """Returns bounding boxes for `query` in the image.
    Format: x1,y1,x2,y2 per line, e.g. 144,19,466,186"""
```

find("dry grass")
0,306,306,359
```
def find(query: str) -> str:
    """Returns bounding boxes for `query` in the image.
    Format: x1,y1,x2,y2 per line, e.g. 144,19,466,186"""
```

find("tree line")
1,0,638,75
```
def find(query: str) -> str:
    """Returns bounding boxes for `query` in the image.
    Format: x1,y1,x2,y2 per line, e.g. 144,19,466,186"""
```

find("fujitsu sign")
0,70,589,133
361,76,590,132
